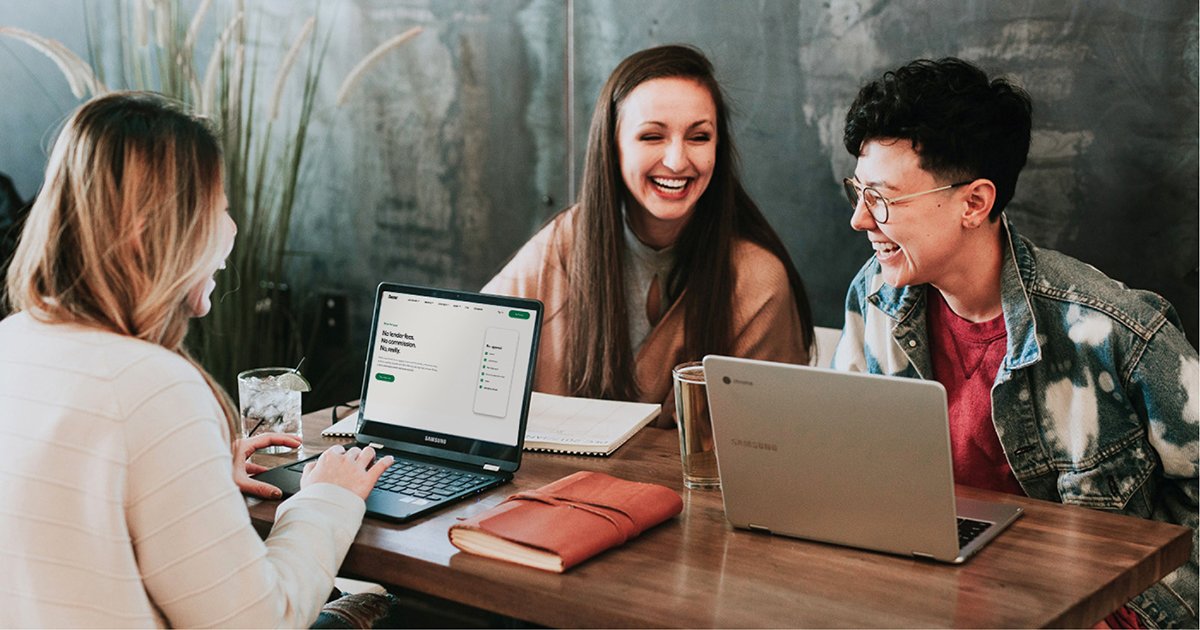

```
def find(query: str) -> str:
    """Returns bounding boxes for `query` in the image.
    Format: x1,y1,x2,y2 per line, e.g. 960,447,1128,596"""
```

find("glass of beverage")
672,361,719,489
237,367,304,454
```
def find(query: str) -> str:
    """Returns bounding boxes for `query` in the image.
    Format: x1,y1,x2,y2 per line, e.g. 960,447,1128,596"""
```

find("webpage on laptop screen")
362,291,536,446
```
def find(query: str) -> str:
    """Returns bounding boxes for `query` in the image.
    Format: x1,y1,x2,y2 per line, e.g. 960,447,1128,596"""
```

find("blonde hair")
5,91,239,440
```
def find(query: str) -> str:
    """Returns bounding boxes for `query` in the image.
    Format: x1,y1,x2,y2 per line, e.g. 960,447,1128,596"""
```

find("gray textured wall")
2,0,1196,405
567,0,1199,349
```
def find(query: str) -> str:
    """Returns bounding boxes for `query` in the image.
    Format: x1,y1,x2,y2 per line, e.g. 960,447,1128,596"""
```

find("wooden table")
248,407,1192,628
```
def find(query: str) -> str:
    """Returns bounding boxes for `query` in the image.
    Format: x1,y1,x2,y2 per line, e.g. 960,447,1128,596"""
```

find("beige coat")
483,208,809,426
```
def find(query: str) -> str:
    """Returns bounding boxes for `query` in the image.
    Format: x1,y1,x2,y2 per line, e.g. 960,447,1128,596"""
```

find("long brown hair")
566,45,814,400
5,91,239,440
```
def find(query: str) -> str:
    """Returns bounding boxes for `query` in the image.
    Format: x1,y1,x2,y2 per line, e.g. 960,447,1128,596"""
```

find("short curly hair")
843,58,1032,219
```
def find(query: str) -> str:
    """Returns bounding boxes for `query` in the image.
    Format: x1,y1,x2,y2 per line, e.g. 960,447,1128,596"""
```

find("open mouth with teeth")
650,176,690,197
872,240,901,261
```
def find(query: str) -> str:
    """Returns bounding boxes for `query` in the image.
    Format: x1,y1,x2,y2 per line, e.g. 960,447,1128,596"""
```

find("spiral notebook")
322,412,359,437
325,393,659,454
521,392,659,456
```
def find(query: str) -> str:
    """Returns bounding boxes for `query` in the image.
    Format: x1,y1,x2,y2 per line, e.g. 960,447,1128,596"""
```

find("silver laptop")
703,356,1022,563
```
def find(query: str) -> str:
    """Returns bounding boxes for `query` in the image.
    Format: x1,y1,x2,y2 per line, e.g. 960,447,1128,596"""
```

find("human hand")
233,432,303,499
301,445,394,500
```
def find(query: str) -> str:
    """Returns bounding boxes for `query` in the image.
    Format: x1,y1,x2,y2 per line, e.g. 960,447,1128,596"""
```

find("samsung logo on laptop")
424,435,447,445
731,438,777,451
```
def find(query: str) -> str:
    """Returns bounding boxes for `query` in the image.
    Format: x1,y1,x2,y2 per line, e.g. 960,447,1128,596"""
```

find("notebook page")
524,392,659,452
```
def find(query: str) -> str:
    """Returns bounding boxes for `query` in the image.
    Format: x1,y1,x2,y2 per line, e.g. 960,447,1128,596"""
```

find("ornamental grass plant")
1,0,420,395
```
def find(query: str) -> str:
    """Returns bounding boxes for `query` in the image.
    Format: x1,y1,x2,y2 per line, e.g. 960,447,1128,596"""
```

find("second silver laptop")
703,355,1022,564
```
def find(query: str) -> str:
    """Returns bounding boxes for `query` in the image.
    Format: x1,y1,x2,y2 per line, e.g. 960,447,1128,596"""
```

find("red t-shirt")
928,290,1141,627
926,289,1025,496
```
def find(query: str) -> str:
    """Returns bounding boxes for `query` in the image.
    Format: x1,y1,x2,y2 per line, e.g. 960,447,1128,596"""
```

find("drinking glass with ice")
237,367,311,454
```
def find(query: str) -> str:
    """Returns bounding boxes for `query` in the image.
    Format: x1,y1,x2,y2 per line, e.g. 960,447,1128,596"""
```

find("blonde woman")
0,92,394,627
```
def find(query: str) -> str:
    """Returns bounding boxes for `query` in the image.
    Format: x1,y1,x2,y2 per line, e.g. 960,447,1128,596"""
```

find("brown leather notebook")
448,471,683,572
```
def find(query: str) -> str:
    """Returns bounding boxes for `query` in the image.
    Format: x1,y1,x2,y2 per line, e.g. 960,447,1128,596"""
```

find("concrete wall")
2,0,1196,404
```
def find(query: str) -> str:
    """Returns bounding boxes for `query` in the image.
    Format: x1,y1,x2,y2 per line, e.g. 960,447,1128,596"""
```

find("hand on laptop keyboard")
301,444,394,500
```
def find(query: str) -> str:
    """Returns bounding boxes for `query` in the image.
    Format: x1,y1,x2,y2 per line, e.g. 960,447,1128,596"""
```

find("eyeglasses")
842,177,973,224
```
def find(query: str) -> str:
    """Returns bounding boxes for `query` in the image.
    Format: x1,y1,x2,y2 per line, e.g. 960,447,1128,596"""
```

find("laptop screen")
357,283,542,469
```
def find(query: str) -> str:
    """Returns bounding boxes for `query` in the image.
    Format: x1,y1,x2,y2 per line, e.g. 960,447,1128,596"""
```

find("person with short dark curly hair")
843,58,1032,221
833,58,1197,629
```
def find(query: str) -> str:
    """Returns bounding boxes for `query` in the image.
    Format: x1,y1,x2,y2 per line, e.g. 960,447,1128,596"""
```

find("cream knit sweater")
0,311,364,628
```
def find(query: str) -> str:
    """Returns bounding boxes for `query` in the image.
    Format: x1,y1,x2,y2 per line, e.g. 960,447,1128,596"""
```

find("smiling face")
850,138,972,289
616,77,717,248
187,190,236,318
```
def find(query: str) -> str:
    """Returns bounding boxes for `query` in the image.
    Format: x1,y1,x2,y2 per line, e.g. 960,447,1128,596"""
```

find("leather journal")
448,471,683,572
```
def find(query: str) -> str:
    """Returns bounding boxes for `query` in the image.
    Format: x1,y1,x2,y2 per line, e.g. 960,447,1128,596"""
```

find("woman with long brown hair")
0,91,393,627
485,45,814,423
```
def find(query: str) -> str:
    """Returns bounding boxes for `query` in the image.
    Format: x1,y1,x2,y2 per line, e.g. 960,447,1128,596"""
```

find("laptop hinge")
482,463,500,472
911,551,935,560
368,442,384,449
747,523,771,534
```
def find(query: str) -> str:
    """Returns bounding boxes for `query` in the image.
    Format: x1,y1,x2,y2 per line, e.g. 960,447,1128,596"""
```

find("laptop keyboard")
957,517,991,548
287,457,495,505
374,460,494,503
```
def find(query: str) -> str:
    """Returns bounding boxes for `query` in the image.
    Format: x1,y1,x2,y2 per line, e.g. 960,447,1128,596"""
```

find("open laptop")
254,282,542,522
702,356,1022,563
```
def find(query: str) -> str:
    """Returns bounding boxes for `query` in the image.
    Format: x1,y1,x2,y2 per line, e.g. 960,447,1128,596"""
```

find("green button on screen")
375,372,395,382
508,310,530,319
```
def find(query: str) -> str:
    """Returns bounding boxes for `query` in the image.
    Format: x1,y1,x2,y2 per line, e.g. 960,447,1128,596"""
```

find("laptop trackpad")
366,489,427,518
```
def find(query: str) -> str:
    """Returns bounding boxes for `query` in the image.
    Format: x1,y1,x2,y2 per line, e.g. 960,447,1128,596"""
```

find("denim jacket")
833,218,1198,628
